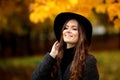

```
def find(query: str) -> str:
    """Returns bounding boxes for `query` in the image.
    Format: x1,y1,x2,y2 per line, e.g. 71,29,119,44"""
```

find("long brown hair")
51,19,89,80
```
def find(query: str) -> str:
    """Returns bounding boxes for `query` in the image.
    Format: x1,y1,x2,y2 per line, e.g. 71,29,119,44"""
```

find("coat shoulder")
85,54,97,65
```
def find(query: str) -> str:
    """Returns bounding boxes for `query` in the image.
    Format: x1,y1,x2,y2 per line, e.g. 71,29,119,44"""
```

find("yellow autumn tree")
95,0,120,29
29,0,120,29
29,0,102,22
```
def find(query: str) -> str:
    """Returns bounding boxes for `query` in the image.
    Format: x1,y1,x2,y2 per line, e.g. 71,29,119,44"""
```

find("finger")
54,41,60,49
54,41,59,46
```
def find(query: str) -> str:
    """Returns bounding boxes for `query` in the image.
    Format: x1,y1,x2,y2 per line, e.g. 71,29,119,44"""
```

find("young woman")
32,12,99,80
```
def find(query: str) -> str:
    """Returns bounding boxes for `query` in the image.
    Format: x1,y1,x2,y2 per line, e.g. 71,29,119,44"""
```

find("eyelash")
73,28,77,30
64,27,78,30
64,27,67,30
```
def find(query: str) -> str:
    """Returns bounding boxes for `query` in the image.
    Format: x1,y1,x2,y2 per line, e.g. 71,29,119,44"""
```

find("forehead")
66,19,79,25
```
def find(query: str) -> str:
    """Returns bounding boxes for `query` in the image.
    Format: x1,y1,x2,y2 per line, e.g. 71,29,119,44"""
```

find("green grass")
0,50,120,80
92,50,120,80
0,55,44,68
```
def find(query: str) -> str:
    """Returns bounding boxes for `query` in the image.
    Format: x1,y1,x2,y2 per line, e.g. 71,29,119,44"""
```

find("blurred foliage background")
0,0,120,80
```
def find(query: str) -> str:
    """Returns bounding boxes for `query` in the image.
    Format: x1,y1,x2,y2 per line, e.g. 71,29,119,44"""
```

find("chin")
64,41,74,44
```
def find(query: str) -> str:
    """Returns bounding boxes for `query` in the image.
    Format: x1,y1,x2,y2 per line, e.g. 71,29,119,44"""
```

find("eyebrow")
65,24,78,28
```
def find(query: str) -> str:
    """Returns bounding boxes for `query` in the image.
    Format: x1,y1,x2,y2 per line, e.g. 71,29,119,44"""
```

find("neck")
66,43,75,49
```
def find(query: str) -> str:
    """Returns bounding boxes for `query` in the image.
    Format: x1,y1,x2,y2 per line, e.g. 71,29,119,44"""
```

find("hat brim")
54,12,92,45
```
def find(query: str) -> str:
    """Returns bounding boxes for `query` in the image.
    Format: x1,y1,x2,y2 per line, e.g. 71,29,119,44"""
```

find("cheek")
75,34,78,41
73,31,78,37
74,33,79,41
62,31,66,36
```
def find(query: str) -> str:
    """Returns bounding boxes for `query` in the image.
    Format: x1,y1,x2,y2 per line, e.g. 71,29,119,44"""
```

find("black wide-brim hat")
54,12,92,46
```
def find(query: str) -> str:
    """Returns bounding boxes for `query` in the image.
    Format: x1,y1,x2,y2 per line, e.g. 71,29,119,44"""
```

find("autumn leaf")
29,0,120,30
114,19,120,30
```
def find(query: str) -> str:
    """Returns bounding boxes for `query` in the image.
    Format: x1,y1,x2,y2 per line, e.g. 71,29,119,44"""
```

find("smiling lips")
64,34,73,39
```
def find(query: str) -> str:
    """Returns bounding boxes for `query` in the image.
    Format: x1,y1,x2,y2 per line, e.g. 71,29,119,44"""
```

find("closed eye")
64,27,68,30
72,26,78,30
72,28,78,30
64,25,69,30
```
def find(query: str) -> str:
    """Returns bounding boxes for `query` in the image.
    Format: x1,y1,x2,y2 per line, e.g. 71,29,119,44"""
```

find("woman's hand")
49,41,60,58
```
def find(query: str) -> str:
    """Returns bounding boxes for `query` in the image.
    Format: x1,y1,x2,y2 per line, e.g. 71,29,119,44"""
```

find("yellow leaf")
114,19,120,30
95,4,107,13
69,0,78,5
107,3,120,21
29,13,39,24
106,0,120,4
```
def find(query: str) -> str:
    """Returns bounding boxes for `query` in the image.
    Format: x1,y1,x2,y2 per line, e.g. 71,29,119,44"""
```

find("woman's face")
62,19,79,48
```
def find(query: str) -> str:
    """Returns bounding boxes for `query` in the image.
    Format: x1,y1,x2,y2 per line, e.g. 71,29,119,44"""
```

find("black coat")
32,53,99,80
